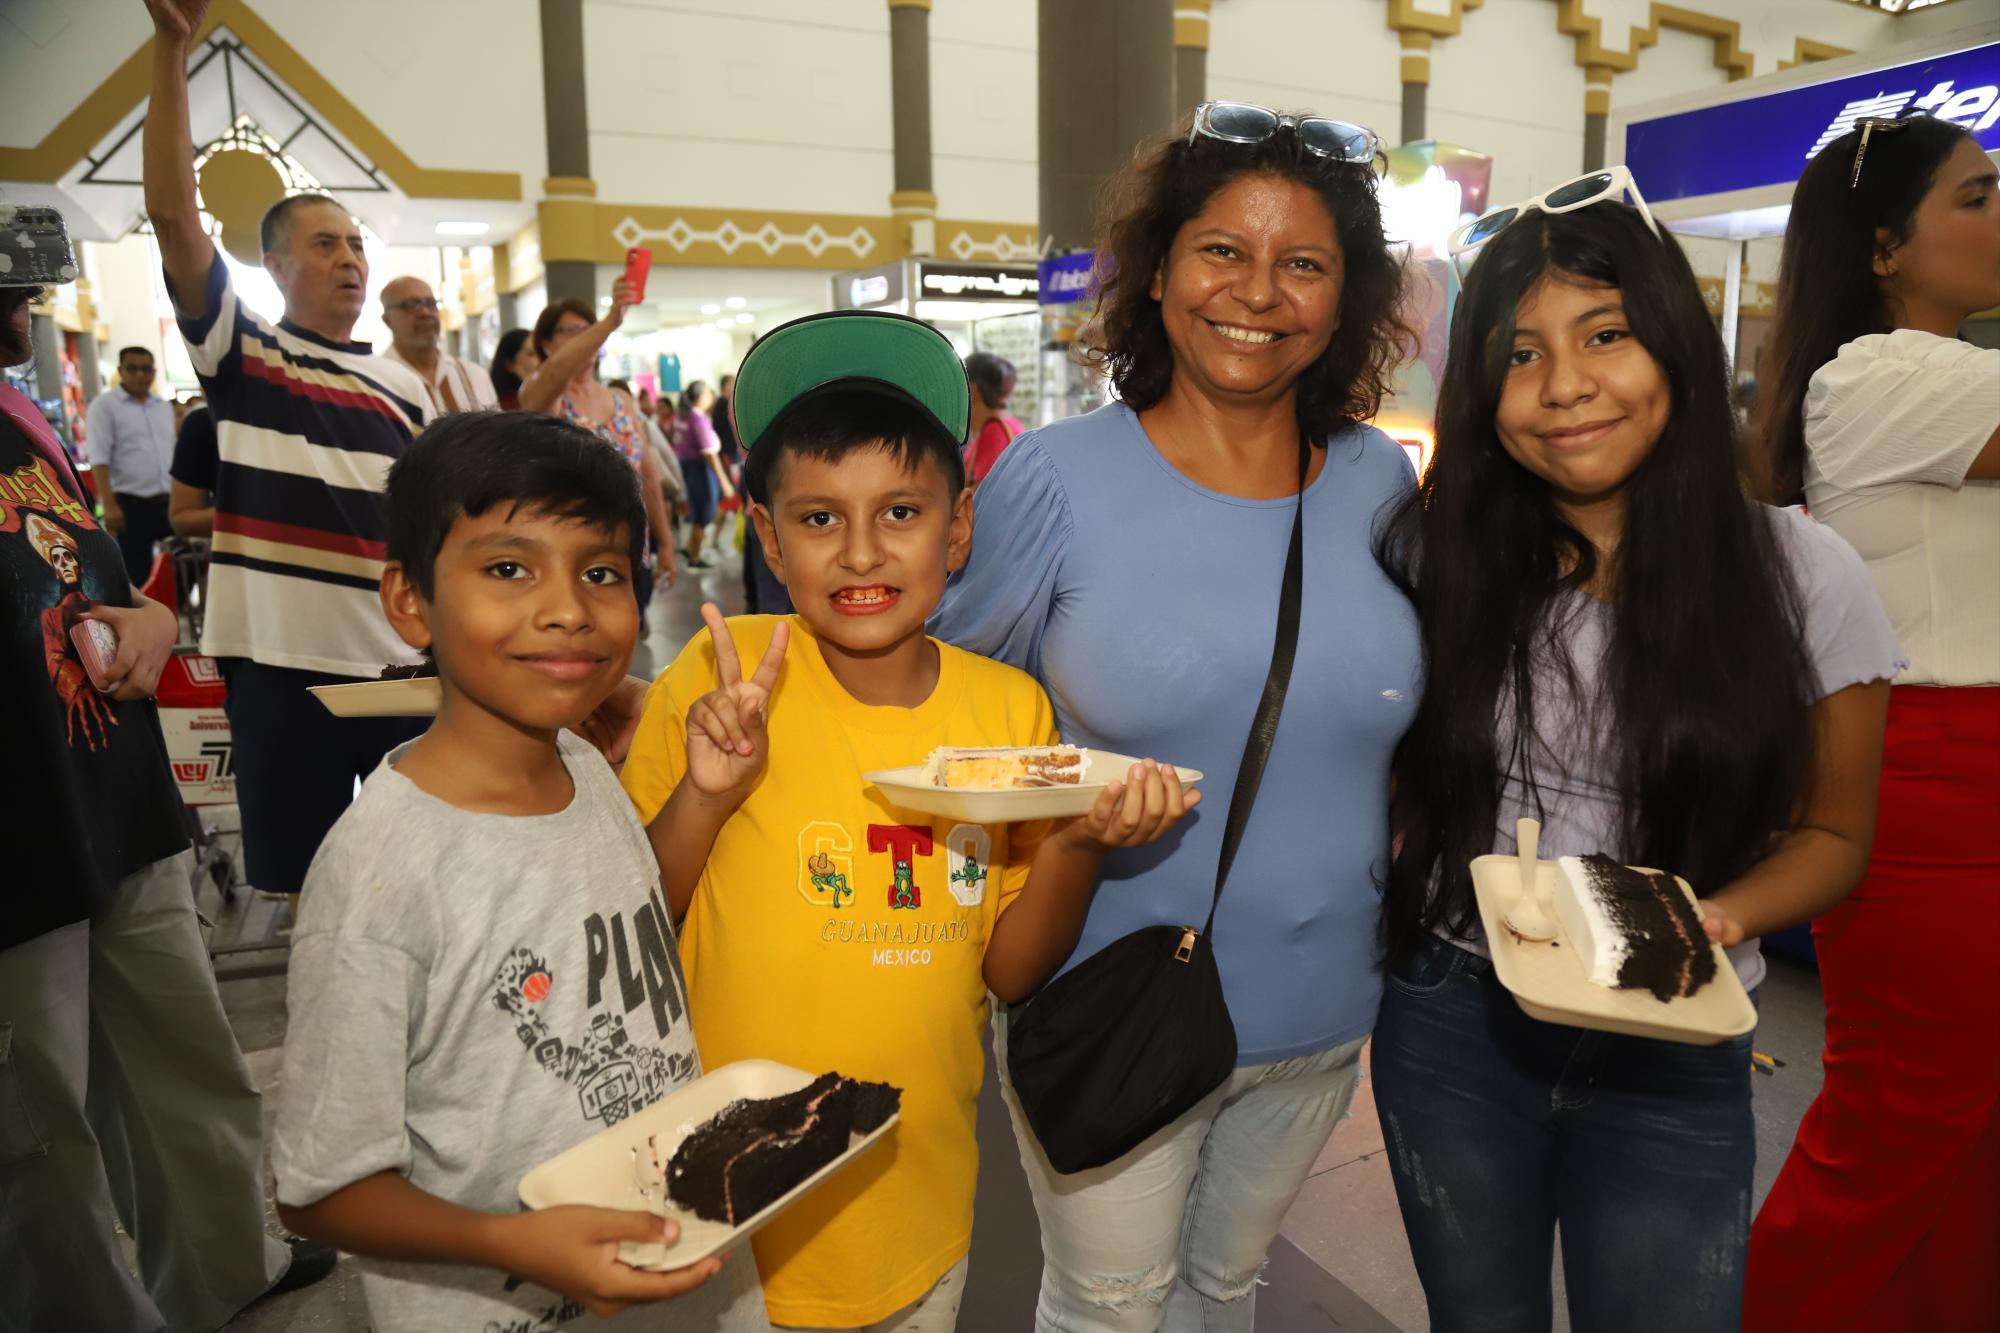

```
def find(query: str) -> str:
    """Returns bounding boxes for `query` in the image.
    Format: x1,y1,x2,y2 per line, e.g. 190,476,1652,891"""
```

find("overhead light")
700,302,721,315
435,220,490,236
724,296,747,309
733,313,753,325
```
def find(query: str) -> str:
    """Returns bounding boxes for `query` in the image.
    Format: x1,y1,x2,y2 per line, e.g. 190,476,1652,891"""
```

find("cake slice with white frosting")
1553,854,1717,1002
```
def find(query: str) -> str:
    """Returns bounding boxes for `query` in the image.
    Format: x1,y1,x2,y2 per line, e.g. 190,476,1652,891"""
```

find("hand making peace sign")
683,603,790,803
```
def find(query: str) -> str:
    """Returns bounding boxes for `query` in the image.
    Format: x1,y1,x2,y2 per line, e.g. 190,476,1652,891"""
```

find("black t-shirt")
170,405,217,491
0,410,189,950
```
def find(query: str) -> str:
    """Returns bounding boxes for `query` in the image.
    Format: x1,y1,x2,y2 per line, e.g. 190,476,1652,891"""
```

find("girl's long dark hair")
1754,115,1970,504
1374,203,1818,964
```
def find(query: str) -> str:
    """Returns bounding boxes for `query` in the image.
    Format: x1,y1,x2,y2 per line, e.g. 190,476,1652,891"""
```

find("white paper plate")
1471,855,1756,1046
307,678,442,717
517,1059,900,1268
863,749,1203,823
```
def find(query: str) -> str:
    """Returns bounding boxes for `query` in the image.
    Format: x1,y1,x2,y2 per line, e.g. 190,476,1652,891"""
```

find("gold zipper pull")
1174,927,1197,963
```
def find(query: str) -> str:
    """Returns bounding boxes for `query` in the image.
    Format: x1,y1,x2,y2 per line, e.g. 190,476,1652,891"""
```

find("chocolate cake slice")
667,1073,900,1226
377,660,439,681
1554,854,1718,1002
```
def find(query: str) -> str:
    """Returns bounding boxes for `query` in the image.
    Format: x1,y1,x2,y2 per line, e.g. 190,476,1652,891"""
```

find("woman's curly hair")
1084,110,1415,437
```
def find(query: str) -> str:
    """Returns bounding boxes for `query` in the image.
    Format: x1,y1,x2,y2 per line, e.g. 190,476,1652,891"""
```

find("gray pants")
0,851,288,1332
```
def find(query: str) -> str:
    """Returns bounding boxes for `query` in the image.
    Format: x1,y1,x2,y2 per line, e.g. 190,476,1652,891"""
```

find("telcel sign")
1626,40,1998,205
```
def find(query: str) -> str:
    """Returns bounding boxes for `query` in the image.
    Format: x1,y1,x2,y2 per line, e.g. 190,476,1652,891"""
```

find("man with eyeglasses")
379,276,499,415
86,346,178,584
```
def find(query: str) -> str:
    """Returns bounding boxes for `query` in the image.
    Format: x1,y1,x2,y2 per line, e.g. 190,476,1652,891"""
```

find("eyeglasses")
1448,166,1661,268
1850,116,1915,190
385,297,442,314
1188,101,1381,166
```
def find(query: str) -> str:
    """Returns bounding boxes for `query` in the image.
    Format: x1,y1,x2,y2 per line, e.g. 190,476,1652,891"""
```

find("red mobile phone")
71,618,118,688
623,246,653,302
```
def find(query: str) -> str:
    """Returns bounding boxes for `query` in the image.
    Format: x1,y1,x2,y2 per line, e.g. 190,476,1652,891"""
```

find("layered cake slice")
922,745,1089,790
666,1073,900,1226
1553,854,1718,1002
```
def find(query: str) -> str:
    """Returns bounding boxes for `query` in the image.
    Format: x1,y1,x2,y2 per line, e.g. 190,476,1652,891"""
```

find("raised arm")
518,278,638,415
141,1,221,319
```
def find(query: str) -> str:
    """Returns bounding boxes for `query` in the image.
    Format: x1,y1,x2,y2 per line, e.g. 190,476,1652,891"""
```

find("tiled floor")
203,535,1834,1331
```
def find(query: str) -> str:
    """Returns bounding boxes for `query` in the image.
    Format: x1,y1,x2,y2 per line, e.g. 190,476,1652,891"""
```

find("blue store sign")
1038,253,1096,306
1627,40,1999,204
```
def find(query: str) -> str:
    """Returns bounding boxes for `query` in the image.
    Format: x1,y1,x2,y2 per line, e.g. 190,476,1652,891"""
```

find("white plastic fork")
1505,817,1556,941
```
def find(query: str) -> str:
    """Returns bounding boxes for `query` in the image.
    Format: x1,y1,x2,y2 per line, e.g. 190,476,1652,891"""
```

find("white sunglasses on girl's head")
1448,166,1662,269
1187,101,1382,166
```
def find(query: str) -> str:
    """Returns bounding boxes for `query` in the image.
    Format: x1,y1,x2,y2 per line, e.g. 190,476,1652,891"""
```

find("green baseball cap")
730,310,970,457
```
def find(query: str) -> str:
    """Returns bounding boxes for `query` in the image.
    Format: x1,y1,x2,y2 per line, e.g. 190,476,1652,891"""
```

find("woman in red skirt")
1751,114,2000,1331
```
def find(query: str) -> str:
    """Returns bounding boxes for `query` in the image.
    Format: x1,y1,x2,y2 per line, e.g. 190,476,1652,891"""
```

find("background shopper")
961,350,1021,486
671,380,734,569
1746,113,2000,1333
521,291,678,605
86,345,177,585
0,246,332,1332
488,327,540,411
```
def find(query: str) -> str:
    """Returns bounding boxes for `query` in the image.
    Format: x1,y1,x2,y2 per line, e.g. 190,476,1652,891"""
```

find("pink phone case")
71,618,118,685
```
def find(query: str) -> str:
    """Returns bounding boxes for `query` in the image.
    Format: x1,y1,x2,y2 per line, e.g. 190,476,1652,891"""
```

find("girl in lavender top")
1369,192,1901,1331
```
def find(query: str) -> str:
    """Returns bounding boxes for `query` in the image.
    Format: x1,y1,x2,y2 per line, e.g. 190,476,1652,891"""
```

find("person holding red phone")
2,254,335,1328
519,278,679,609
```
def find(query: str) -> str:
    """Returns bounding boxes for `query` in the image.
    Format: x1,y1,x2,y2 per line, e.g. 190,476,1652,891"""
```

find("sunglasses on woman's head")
1849,114,1920,190
1448,166,1662,273
1188,101,1381,167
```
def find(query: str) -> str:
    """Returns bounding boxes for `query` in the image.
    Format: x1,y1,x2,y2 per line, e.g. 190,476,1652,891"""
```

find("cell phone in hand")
71,618,118,689
623,246,653,302
0,205,79,289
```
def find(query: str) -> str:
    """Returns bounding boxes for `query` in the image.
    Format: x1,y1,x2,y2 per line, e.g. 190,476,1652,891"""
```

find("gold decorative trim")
607,206,892,268
1386,0,1486,40
1175,1,1212,50
886,0,932,10
1400,29,1433,86
524,201,1038,269
1780,37,1853,71
890,189,939,214
542,176,598,198
1585,64,1616,115
938,221,1038,264
1546,1,1754,81
505,226,544,293
536,198,601,265
0,0,520,199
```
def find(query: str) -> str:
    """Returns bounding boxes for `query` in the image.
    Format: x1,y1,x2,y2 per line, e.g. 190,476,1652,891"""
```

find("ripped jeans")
1371,935,1756,1333
993,1013,1367,1332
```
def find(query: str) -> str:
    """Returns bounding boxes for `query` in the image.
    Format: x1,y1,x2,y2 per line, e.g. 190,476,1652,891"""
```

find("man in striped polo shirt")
146,1,433,899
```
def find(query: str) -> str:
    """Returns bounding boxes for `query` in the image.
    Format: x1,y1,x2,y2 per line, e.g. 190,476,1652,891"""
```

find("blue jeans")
994,1013,1367,1332
1371,936,1756,1333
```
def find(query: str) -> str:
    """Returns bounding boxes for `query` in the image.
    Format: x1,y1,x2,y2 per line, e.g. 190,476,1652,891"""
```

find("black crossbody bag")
1004,436,1308,1174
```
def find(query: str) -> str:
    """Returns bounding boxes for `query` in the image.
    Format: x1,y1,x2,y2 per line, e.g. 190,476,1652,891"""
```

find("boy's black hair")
385,410,646,599
742,388,965,506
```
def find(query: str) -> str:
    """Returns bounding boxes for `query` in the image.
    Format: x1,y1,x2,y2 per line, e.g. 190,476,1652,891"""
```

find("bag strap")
1202,433,1309,937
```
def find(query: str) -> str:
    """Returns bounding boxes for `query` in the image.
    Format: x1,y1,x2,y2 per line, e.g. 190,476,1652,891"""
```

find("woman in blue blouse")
933,103,1420,1331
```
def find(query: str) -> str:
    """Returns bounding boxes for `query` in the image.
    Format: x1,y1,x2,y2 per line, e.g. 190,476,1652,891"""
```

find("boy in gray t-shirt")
272,413,767,1333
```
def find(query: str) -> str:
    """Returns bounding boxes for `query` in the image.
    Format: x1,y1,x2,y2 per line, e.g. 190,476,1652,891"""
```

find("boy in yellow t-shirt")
619,311,1199,1330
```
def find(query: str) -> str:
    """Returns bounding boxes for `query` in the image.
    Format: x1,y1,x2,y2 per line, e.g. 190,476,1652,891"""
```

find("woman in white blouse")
1748,115,1999,1333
